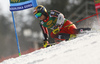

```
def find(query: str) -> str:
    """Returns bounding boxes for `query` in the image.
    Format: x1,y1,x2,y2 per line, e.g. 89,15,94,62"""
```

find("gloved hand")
52,27,60,34
43,40,51,48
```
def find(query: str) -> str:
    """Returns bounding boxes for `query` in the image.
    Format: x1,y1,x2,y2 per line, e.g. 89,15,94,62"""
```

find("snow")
0,30,100,64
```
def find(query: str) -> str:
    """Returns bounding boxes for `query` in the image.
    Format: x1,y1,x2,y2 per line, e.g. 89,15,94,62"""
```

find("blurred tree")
0,14,17,57
0,15,10,35
45,0,68,17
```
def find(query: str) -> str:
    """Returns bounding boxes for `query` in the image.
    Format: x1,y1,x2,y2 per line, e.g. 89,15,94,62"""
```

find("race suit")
39,10,78,41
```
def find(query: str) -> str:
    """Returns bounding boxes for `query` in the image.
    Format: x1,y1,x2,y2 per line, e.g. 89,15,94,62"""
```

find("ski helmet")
33,5,47,16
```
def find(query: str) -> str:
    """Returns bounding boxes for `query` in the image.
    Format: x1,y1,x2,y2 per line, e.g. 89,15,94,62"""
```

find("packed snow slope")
0,30,100,64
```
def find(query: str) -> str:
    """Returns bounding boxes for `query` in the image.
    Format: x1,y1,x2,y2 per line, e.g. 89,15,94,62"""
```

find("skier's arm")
50,10,65,25
40,24,51,48
40,24,49,41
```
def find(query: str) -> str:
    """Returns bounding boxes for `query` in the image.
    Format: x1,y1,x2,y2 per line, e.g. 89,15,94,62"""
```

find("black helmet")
33,5,47,16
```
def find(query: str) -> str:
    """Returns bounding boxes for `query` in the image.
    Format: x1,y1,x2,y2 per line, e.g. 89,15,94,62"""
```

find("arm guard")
50,10,65,25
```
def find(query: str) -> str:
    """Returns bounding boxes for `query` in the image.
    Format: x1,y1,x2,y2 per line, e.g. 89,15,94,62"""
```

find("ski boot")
78,28,91,33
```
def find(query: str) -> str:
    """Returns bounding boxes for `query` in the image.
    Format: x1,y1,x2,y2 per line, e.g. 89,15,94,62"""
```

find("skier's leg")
50,32,70,41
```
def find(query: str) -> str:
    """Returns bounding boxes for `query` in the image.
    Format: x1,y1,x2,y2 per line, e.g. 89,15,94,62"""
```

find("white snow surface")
0,30,100,64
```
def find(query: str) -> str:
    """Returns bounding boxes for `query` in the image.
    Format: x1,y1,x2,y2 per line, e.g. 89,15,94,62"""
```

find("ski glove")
52,27,60,34
43,40,51,48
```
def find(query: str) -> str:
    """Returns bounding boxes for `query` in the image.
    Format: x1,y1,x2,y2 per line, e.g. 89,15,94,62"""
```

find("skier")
33,5,91,48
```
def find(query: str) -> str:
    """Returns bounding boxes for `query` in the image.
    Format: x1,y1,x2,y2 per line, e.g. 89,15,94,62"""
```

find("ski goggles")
35,13,42,18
